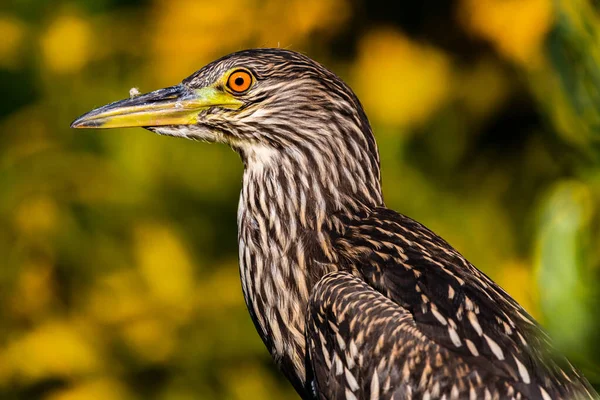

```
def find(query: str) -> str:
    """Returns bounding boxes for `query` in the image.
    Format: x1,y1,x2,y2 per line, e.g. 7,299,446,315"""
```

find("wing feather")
326,207,596,399
307,271,527,399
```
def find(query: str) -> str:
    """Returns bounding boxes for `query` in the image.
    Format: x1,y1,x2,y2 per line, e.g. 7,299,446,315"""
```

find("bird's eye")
227,70,253,94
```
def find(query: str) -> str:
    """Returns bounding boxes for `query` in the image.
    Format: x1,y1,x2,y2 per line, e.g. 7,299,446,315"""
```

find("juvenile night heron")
72,49,597,399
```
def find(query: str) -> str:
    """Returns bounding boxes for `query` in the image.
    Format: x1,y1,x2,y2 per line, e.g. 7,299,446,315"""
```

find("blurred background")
0,0,599,398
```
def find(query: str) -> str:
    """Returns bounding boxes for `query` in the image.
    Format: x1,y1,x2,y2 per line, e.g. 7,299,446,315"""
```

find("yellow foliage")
196,262,243,312
87,269,180,363
254,0,349,46
87,270,150,325
151,0,254,83
151,0,348,84
13,195,59,235
353,29,452,127
41,14,92,73
457,58,511,120
227,365,293,400
1,321,101,381
46,378,130,400
495,261,539,319
134,223,196,310
122,317,175,363
10,260,55,319
459,0,554,66
540,180,594,230
285,0,349,37
0,15,26,69
86,224,196,364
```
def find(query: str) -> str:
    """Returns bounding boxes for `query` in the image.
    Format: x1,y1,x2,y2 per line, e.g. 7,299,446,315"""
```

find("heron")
71,49,597,399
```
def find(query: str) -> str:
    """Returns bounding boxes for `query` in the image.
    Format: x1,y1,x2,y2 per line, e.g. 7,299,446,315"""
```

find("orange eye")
227,70,253,93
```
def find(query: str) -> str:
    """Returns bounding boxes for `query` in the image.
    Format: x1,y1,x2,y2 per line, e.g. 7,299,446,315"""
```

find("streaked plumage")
72,49,598,399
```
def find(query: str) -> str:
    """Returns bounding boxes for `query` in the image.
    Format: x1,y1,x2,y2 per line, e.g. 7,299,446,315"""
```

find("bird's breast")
237,208,314,385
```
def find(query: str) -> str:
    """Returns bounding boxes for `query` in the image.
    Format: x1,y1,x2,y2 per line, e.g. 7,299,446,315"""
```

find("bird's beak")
70,84,243,129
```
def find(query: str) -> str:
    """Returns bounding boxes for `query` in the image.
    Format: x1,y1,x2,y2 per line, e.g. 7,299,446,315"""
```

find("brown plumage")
72,49,598,399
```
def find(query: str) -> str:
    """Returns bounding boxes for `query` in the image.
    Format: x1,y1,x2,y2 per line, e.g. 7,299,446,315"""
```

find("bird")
71,49,598,400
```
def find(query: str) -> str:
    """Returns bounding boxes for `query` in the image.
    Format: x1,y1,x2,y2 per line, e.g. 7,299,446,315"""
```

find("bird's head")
72,49,382,207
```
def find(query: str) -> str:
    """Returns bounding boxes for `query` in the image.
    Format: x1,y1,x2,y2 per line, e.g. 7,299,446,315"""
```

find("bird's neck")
236,142,382,388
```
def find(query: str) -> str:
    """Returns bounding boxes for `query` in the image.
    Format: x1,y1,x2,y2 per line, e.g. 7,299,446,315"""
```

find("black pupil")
234,76,245,87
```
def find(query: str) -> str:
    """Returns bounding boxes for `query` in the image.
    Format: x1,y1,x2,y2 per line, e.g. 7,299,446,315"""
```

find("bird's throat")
235,141,383,391
237,156,326,386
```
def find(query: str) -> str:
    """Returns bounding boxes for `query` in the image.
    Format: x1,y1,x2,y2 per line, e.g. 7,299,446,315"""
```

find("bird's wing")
320,207,597,399
306,271,525,399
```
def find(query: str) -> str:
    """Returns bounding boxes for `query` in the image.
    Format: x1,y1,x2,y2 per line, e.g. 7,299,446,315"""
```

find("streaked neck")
235,141,382,389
